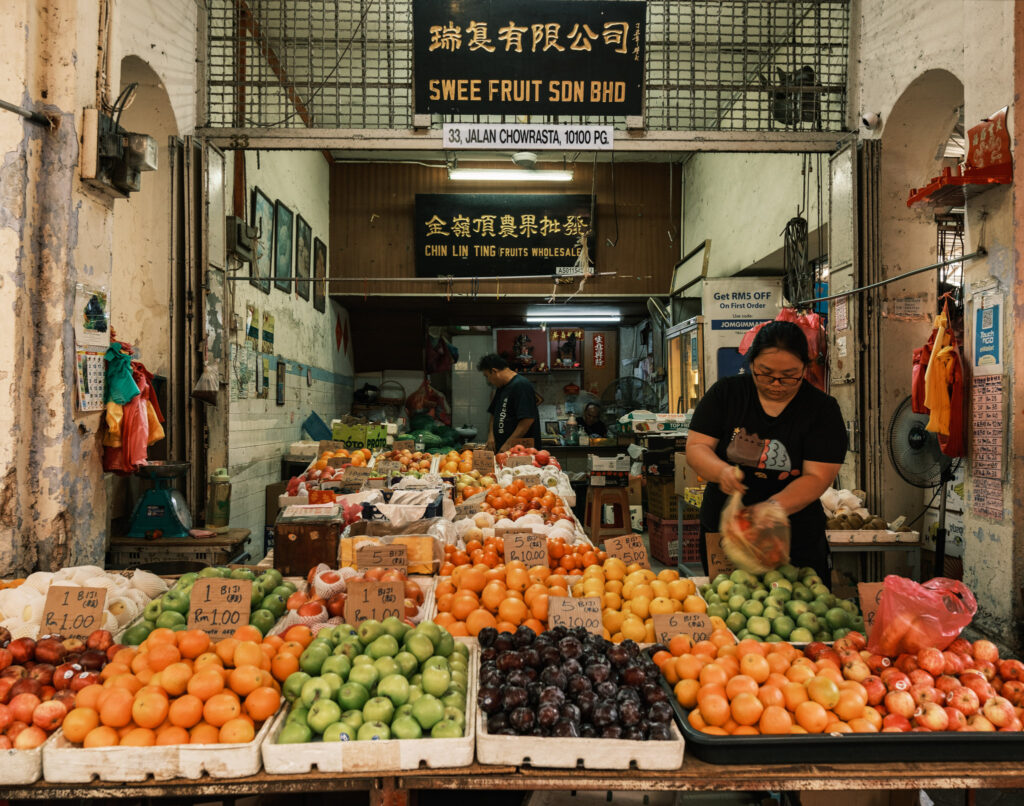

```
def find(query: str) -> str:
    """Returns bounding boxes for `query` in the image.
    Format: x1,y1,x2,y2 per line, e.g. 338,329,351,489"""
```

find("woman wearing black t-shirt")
685,321,847,582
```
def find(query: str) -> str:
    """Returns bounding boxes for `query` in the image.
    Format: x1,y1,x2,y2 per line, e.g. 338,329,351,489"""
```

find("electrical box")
80,107,158,199
226,215,257,263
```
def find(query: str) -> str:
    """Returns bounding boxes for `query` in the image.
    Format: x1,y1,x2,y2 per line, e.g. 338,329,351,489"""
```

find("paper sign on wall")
40,586,108,639
188,579,253,641
653,612,714,644
705,533,735,578
547,596,602,634
603,534,650,568
344,580,404,624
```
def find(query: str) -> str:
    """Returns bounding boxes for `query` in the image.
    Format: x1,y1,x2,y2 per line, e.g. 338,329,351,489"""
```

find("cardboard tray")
261,638,477,773
0,732,58,785
660,676,1024,764
42,706,280,782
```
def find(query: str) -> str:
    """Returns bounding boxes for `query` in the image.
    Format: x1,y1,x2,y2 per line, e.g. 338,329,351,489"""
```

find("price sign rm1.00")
188,579,253,641
40,586,108,639
345,580,404,624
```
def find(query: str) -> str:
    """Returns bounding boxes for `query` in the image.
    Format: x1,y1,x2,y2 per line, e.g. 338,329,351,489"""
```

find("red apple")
28,663,55,687
982,695,1016,727
53,663,81,691
881,668,910,691
7,638,35,665
999,659,1024,682
9,678,42,700
85,630,114,653
33,638,66,665
0,735,10,750
894,654,920,675
942,651,964,676
31,699,66,732
78,650,105,671
935,675,960,696
61,638,85,654
944,706,968,730
69,671,100,692
105,643,126,662
914,701,949,731
1001,680,1024,706
404,598,419,618
916,647,945,677
910,683,942,707
804,641,829,660
866,654,892,674
0,647,12,672
0,703,11,732
326,593,346,618
0,677,14,704
39,685,55,701
884,690,916,718
965,713,996,731
861,675,886,706
947,686,980,716
52,689,76,711
974,660,997,681
908,669,935,687
13,725,47,749
5,720,28,741
962,674,995,702
999,717,1023,732
973,639,1000,664
842,659,871,683
846,631,867,651
404,579,424,605
881,713,912,731
8,692,41,724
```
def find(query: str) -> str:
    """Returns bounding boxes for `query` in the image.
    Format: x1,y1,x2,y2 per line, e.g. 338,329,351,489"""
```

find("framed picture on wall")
295,215,312,301
313,237,327,313
250,187,273,294
273,200,293,293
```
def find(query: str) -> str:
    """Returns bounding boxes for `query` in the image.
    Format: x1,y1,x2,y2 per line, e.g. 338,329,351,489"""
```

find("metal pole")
796,249,986,306
0,98,53,128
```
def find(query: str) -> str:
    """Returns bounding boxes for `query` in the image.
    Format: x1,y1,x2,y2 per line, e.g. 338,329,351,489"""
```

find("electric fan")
887,396,954,577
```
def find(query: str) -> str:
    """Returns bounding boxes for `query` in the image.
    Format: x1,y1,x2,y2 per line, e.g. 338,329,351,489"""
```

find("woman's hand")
718,464,748,495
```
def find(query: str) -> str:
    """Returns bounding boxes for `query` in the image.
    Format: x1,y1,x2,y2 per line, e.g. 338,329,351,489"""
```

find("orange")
450,593,479,622
739,653,770,684
243,687,281,722
730,692,764,726
757,685,786,710
433,612,456,628
505,567,530,593
270,653,299,683
497,597,528,626
132,690,170,729
109,673,144,695
698,693,731,727
495,621,516,634
214,638,240,666
675,655,705,681
203,692,242,727
283,625,313,647
781,681,810,711
698,663,729,688
120,727,156,747
480,582,507,613
261,634,284,652
83,725,120,748
806,675,841,710
100,662,130,681
765,652,791,675
687,708,707,731
194,652,224,671
668,635,693,657
146,627,178,646
522,618,545,635
75,684,105,711
277,640,306,659
160,662,193,697
674,678,700,709
794,700,829,734
436,593,455,614
465,608,498,637
529,594,548,622
112,648,137,667
233,625,263,644
98,687,134,728
447,622,469,637
725,675,759,700
229,665,268,697
233,641,264,669
785,664,815,685
759,705,794,735
459,567,487,593
717,655,740,678
523,583,547,607
189,721,221,744
130,653,151,675
147,643,181,672
156,725,190,746
169,694,205,728
219,717,255,744
187,667,226,701
834,689,868,722
62,707,100,743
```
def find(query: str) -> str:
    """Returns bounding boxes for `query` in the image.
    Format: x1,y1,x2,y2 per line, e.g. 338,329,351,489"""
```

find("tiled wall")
451,335,494,441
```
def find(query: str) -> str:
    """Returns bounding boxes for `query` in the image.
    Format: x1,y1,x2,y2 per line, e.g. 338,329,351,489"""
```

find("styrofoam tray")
476,706,685,770
42,706,280,782
0,732,58,785
262,638,476,773
827,529,920,545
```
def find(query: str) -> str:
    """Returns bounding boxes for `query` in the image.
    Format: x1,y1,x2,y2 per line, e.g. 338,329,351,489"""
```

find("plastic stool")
584,486,632,543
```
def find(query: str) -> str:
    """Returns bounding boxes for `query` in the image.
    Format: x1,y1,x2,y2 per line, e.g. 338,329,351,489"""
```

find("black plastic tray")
652,660,1024,763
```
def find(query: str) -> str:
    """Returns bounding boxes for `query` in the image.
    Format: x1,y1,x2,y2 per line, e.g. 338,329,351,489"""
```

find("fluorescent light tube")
448,168,573,182
525,314,621,323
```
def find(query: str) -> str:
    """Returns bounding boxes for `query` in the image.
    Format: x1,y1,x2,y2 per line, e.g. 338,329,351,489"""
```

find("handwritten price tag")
392,440,415,452
519,473,541,487
454,501,482,521
705,533,735,578
506,455,534,468
502,532,548,566
40,586,107,639
356,543,408,572
547,596,602,634
858,582,885,635
603,534,650,568
188,579,252,641
653,612,714,644
345,580,404,624
339,466,371,492
472,450,495,472
375,460,403,474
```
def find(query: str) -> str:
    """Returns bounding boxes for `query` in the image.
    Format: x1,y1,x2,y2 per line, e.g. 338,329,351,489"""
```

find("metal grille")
206,0,849,131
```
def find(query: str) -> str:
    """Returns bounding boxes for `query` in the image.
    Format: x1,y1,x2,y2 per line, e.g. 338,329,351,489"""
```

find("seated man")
581,403,608,437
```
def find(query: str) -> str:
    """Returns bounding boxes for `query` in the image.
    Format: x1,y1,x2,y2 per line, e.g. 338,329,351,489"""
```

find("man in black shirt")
478,354,542,451
581,403,609,437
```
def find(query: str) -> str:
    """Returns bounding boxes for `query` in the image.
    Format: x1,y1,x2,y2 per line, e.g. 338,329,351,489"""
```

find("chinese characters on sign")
550,328,583,369
593,333,606,368
415,194,594,277
414,1,646,116
971,375,1004,520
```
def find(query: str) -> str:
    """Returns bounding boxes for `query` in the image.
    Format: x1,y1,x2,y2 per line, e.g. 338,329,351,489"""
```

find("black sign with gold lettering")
413,0,646,116
415,194,594,277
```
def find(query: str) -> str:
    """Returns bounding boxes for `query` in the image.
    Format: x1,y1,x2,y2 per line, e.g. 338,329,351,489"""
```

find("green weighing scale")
126,461,193,538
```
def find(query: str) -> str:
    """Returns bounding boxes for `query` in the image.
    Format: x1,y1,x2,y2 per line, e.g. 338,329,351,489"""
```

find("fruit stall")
0,444,1022,802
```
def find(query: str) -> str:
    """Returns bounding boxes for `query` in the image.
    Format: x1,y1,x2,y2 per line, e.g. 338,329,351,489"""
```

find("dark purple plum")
539,666,567,690
595,680,617,699
649,723,674,741
552,718,580,737
647,701,673,724
506,669,532,689
496,651,524,672
477,686,502,714
601,725,623,739
537,703,560,728
487,713,509,733
508,707,535,733
586,662,612,684
521,647,542,668
592,700,618,728
501,686,528,711
538,686,565,706
477,627,498,648
568,674,592,696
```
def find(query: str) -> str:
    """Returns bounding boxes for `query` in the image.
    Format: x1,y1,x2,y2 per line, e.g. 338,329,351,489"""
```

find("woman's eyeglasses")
751,369,803,387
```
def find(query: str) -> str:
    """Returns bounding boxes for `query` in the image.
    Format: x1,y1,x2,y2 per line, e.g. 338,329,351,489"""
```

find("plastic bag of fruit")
868,575,977,656
719,486,791,574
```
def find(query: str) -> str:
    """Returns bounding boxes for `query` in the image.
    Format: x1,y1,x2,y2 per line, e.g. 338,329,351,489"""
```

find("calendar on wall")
76,349,105,411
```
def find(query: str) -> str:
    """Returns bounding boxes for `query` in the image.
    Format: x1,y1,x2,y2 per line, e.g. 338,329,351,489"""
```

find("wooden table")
3,759,1023,802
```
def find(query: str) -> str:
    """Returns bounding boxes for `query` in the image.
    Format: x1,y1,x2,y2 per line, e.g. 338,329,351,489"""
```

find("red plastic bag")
719,468,791,574
405,377,452,426
738,308,828,392
868,575,977,656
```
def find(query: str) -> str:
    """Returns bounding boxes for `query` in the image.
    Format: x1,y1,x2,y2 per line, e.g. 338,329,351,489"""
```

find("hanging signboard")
443,123,614,151
413,0,646,117
415,194,593,278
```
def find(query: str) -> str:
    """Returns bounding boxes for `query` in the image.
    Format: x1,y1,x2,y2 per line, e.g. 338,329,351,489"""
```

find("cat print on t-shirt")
725,427,800,480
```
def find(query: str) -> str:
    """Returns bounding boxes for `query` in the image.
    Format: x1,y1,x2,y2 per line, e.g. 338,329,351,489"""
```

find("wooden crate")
273,519,344,576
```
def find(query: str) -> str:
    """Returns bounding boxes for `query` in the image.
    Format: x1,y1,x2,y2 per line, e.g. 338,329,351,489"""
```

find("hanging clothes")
102,354,165,473
104,343,139,404
922,302,964,456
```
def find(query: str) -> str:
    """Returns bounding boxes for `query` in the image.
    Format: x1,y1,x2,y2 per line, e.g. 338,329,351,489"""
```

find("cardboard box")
588,454,630,472
673,453,703,494
627,476,642,505
326,422,388,452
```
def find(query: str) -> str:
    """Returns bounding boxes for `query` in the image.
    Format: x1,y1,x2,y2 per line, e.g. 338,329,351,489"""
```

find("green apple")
362,696,395,725
423,656,449,673
435,631,455,658
321,654,352,680
382,616,410,641
275,581,297,595
278,721,312,744
283,671,312,702
377,674,410,708
320,672,343,699
348,664,379,691
352,654,373,666
249,580,265,606
790,627,814,643
231,567,256,581
322,721,355,742
356,721,391,741
449,670,468,693
143,599,163,622
441,689,465,710
430,718,463,738
442,705,465,729
394,703,414,720
299,645,330,676
307,697,342,734
259,569,283,588
249,609,276,636
409,673,422,688
410,694,444,730
340,709,364,730
358,620,385,644
404,632,435,664
366,634,399,660
286,705,309,725
414,621,441,649
161,588,191,614
336,637,365,660
177,571,200,589
155,610,186,629
394,651,419,678
308,637,333,654
121,623,153,646
337,682,370,711
452,642,468,659
374,657,400,680
407,686,423,704
448,656,467,674
198,566,222,578
390,714,422,739
328,624,357,645
271,585,295,599
300,676,334,708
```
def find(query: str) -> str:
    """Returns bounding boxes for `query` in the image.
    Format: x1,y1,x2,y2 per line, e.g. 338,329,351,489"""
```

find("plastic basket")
647,514,700,565
645,477,677,520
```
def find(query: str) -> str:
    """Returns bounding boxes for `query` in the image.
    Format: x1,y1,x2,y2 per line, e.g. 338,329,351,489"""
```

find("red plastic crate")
647,514,700,565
